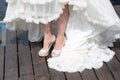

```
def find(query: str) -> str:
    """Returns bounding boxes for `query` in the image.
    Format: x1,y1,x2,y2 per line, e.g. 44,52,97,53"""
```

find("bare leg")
41,22,54,49
39,5,69,57
54,5,69,50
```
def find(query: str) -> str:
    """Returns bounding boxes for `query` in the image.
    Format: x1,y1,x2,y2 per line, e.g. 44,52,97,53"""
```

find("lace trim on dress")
5,0,120,26
4,10,64,24
22,0,54,5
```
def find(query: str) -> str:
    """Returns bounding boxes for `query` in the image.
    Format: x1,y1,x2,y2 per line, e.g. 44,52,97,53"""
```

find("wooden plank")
114,5,120,17
94,63,114,80
81,70,98,80
112,48,120,61
65,72,82,80
113,42,120,47
4,30,18,80
17,31,34,80
19,75,34,80
30,32,65,80
0,45,4,80
49,69,66,80
30,42,49,80
47,51,66,80
107,55,120,80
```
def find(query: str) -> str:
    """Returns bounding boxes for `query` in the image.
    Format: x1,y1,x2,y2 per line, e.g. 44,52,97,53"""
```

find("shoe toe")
51,50,61,57
38,49,49,57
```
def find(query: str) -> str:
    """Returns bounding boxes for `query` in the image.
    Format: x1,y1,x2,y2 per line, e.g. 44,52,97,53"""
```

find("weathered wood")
65,72,82,80
30,42,49,80
4,30,18,80
47,49,66,80
17,31,34,80
19,75,34,80
112,48,120,61
94,63,114,80
0,45,4,80
1,30,120,80
114,5,120,17
81,70,98,80
107,55,120,80
49,69,66,80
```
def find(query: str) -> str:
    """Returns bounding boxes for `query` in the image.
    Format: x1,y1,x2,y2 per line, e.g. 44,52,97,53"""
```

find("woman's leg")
41,22,55,49
54,5,69,50
39,22,56,56
39,5,69,57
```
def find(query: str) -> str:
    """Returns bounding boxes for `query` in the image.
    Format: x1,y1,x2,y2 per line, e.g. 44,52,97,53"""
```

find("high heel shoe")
51,37,66,57
38,35,56,57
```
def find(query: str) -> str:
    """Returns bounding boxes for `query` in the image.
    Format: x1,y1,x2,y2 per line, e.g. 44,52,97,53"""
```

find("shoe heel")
51,37,67,57
38,35,56,57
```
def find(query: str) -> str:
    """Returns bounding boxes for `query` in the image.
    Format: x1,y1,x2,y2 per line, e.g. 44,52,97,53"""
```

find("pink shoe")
38,35,56,57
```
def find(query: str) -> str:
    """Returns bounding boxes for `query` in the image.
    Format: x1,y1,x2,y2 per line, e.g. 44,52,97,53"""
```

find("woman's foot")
38,35,56,57
51,36,66,57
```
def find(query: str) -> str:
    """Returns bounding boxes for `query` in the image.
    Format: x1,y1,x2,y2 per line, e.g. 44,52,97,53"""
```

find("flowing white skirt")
4,0,120,72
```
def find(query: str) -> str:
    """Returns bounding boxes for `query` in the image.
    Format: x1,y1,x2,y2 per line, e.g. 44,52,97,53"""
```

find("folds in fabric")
4,0,120,27
4,0,120,72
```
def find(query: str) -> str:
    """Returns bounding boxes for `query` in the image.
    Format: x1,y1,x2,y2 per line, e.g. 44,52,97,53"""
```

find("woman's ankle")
54,35,66,50
43,34,55,49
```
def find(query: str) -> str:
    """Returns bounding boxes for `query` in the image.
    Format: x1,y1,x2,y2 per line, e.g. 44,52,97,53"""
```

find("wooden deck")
0,5,120,80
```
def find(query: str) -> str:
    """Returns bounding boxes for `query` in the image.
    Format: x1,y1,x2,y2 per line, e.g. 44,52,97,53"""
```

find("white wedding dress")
4,0,120,72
